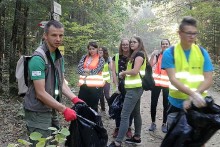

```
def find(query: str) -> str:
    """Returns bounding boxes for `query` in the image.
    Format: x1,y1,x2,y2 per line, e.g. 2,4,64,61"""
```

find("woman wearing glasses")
111,38,133,139
77,41,105,112
109,36,147,147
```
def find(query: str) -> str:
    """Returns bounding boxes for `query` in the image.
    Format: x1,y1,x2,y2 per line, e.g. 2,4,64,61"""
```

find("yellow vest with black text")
169,43,207,100
102,62,110,83
125,59,146,88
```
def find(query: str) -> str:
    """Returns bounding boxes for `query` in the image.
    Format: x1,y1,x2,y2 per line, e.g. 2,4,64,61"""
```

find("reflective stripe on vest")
78,54,105,87
169,43,207,100
102,62,110,82
78,74,105,87
125,59,146,88
153,54,170,87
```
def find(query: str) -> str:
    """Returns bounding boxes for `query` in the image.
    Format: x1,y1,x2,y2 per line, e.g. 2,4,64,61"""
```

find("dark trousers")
150,86,169,123
115,115,133,128
99,82,111,111
78,84,101,112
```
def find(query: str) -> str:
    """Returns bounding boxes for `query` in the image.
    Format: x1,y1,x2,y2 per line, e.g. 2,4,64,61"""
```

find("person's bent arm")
112,60,118,86
33,79,66,113
62,78,77,100
62,77,84,104
121,56,143,76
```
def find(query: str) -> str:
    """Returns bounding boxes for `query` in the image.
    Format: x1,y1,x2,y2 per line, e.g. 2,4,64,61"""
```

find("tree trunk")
10,0,29,94
0,0,6,94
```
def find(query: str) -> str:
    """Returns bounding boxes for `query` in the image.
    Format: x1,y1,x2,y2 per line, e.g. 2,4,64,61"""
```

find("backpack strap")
35,47,48,64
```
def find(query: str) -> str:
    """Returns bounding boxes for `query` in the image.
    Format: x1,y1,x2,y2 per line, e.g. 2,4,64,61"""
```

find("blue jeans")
116,87,143,142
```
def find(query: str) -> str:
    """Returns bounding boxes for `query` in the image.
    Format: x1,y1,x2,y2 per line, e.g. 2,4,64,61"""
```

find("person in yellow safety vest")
108,36,147,147
162,16,213,147
148,39,171,133
111,38,134,139
98,46,112,111
77,41,105,112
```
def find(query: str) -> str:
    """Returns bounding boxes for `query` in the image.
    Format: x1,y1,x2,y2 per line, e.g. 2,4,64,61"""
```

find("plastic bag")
161,96,220,147
65,103,108,147
108,93,123,119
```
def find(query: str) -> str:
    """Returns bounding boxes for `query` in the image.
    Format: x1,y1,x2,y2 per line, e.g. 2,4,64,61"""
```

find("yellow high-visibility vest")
125,59,146,88
169,43,207,99
102,62,110,83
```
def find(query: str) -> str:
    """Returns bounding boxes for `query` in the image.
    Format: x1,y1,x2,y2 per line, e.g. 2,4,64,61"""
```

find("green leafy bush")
7,127,70,147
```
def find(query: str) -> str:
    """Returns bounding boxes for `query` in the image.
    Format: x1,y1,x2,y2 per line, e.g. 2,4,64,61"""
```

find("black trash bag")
108,92,120,107
161,96,220,147
108,93,123,119
65,103,108,147
160,111,193,147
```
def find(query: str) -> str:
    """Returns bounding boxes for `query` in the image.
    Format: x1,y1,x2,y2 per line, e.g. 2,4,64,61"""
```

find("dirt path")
104,87,220,147
0,87,220,147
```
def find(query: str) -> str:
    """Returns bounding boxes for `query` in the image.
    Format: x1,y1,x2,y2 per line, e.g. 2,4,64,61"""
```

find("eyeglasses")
130,41,138,44
122,44,129,47
181,31,199,37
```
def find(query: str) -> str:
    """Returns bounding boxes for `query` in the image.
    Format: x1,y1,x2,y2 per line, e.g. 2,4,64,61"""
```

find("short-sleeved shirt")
112,52,145,73
112,55,128,74
132,51,145,68
29,52,64,80
29,52,64,97
161,46,214,109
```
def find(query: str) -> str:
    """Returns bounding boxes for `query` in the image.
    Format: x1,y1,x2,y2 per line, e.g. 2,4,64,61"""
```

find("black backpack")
139,61,155,91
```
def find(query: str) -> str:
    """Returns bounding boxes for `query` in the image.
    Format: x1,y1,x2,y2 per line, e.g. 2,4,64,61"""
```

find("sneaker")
108,141,122,147
148,123,156,131
125,136,141,145
161,123,168,133
126,128,133,138
112,128,119,138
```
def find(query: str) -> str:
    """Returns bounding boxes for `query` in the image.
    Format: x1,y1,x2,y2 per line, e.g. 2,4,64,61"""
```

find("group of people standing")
76,36,146,147
23,15,214,147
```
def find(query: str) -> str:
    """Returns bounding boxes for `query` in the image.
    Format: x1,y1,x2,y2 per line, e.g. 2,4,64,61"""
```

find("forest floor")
1,69,220,146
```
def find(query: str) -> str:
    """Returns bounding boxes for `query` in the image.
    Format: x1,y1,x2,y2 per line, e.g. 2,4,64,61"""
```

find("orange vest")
78,54,105,87
152,54,170,87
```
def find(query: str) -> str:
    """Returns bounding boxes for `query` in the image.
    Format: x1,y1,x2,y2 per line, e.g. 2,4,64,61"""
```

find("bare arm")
33,79,66,113
112,60,118,86
108,59,112,71
149,54,155,67
196,71,213,93
62,78,77,100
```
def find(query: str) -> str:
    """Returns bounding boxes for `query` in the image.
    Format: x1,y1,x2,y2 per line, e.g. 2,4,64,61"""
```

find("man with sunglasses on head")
161,16,213,146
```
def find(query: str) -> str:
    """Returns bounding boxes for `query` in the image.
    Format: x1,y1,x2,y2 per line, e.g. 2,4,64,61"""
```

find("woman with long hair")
148,39,171,133
77,41,105,112
111,38,133,138
109,36,147,147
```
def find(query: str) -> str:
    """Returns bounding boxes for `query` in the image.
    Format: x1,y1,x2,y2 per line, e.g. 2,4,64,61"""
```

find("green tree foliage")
0,0,133,95
146,0,220,63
